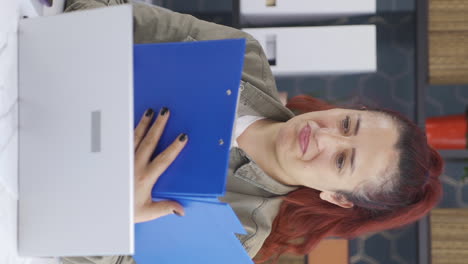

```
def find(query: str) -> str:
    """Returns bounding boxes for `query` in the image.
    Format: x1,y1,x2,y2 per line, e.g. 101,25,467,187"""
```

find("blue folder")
134,39,245,198
134,199,252,264
133,39,254,264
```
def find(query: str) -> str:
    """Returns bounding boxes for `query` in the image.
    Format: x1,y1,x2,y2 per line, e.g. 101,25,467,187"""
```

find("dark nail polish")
173,210,182,216
179,133,187,142
145,108,154,117
160,107,169,116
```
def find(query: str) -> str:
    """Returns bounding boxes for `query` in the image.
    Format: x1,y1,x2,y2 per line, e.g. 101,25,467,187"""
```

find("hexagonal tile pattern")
438,177,459,208
291,77,328,98
394,74,414,105
462,185,468,205
349,224,418,264
353,258,379,264
329,75,363,105
394,224,417,263
378,0,415,12
378,45,410,77
364,235,393,262
456,85,468,101
427,85,468,117
436,160,468,208
349,237,360,256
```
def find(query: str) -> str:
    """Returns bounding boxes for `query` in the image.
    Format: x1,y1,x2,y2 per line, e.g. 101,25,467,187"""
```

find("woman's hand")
134,107,187,223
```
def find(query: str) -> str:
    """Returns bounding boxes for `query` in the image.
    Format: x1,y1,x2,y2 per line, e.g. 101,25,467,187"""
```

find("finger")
148,200,185,220
147,133,188,184
136,107,170,163
134,108,154,151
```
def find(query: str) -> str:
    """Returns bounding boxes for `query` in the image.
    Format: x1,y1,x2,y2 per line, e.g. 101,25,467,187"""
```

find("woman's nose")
315,128,353,150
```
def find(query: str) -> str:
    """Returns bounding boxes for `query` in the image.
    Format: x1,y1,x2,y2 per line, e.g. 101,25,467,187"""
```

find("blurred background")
146,0,468,263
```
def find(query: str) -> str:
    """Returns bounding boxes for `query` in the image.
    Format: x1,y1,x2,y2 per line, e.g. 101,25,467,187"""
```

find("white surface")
18,0,65,17
18,0,42,18
1,1,22,263
243,25,377,76
18,5,134,257
1,1,58,263
240,0,375,24
42,0,66,16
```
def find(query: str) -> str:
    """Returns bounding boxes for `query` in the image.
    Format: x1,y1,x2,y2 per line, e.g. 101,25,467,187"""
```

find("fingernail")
173,210,182,216
179,133,187,142
160,107,169,116
145,108,154,117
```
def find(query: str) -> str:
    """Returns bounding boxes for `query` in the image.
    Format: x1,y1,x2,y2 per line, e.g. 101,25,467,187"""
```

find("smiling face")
275,108,400,194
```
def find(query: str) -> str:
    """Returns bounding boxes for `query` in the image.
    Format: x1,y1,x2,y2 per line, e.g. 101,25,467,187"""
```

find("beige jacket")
62,1,297,263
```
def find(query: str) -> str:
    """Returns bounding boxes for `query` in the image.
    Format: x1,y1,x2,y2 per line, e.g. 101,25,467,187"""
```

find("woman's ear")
319,191,354,208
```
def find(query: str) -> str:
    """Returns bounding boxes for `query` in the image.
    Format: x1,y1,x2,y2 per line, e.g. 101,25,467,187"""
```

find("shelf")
439,150,468,160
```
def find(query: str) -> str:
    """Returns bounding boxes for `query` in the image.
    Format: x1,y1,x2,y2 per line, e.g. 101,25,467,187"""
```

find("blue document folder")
134,39,245,197
133,39,253,264
134,199,252,264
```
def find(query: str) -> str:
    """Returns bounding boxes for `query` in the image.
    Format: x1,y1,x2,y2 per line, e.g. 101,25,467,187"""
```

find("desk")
0,0,58,263
0,1,21,263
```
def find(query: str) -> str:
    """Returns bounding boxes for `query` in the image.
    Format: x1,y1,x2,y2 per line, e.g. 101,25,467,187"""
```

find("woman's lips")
299,124,311,156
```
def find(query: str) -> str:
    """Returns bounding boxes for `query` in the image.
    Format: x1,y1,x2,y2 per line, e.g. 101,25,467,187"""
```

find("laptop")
18,5,134,257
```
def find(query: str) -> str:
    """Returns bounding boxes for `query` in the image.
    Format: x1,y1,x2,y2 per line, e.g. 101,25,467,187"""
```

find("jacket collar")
239,81,294,122
233,148,298,196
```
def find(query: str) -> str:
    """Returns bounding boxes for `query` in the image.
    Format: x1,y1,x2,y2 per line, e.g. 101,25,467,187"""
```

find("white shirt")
231,115,266,148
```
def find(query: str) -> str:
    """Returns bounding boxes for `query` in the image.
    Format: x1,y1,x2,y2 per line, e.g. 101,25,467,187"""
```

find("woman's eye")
336,153,346,170
342,116,350,134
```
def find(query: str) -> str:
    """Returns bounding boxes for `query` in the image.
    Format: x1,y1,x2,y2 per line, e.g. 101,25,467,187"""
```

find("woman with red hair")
62,1,443,263
252,95,443,262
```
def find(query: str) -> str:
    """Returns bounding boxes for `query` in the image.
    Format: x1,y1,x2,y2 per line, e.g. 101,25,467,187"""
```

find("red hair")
255,95,444,262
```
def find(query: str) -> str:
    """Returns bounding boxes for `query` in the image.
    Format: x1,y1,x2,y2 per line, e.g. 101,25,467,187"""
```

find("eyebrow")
354,115,361,136
350,115,360,175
